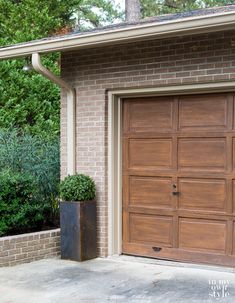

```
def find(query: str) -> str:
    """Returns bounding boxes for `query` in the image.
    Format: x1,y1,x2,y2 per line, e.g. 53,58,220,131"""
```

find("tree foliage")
0,0,121,138
0,57,60,139
140,0,234,18
0,0,121,45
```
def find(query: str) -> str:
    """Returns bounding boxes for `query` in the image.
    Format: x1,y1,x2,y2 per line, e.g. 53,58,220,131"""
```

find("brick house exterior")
2,6,235,266
60,30,235,257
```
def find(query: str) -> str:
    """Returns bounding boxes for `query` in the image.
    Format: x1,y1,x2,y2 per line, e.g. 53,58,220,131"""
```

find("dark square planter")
60,200,97,261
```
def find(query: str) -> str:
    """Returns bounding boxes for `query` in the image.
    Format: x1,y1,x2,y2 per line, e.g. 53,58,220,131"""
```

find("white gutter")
1,11,235,59
32,53,76,176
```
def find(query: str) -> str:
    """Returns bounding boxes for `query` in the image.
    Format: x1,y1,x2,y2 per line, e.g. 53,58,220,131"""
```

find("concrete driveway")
0,256,235,303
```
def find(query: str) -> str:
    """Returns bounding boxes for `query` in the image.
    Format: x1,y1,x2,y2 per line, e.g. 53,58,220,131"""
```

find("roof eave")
1,11,235,60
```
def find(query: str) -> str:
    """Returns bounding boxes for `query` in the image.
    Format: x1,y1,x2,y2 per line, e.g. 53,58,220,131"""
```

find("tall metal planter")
60,200,97,261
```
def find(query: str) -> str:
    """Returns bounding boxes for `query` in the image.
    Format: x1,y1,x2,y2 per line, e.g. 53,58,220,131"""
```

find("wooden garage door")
122,93,235,267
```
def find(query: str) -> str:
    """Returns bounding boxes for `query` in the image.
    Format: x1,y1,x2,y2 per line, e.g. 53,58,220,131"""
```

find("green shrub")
0,170,46,236
60,174,96,202
0,128,60,198
0,128,60,236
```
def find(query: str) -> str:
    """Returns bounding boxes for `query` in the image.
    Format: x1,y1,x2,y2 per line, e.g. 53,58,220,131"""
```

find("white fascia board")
1,11,235,60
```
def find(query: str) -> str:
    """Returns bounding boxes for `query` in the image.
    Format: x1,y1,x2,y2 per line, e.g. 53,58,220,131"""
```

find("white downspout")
32,53,76,176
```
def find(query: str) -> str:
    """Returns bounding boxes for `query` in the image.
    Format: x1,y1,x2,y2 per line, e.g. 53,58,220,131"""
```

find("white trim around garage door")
107,81,235,256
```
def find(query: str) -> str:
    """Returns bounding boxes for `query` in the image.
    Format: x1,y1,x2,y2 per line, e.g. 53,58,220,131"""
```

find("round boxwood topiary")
60,174,96,202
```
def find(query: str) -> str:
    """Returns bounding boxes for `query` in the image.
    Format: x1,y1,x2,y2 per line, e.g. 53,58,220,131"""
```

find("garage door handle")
172,191,180,196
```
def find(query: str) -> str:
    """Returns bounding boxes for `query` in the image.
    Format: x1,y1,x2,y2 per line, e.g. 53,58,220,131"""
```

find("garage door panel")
233,180,235,214
179,218,226,253
232,139,235,171
178,138,226,171
179,178,226,212
178,95,228,131
129,138,173,169
233,222,235,255
129,176,173,209
129,213,173,247
129,98,174,132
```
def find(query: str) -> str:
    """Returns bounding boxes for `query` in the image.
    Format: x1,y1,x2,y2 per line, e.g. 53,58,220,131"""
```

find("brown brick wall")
0,229,60,267
60,30,235,257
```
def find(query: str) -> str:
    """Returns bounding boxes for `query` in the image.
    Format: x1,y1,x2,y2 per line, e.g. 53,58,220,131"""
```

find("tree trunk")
125,0,141,23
